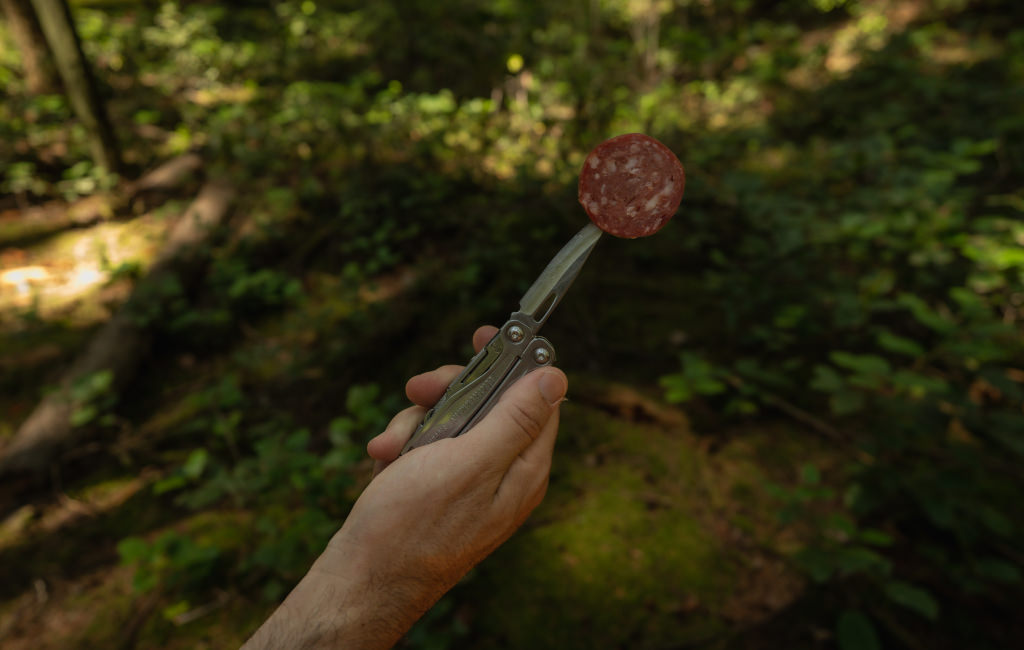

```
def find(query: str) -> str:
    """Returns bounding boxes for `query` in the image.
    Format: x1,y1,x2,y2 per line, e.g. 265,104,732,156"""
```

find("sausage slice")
578,133,685,238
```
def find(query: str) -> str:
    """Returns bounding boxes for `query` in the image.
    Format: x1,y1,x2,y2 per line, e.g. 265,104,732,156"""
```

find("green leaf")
285,429,311,452
990,246,1024,269
830,390,865,416
329,417,356,445
794,547,834,583
693,376,727,395
835,546,891,576
897,293,955,333
843,484,862,509
825,513,856,537
70,405,98,427
837,610,881,650
724,398,759,415
884,580,939,620
948,286,989,318
773,304,807,329
116,537,150,563
182,448,209,479
859,269,896,296
810,365,844,393
133,570,160,593
978,506,1013,537
153,475,187,495
261,579,286,602
875,329,924,358
733,358,792,391
162,600,190,621
976,558,1022,583
345,383,380,413
660,374,694,403
890,370,949,398
661,354,728,404
858,528,894,547
830,352,891,378
800,463,820,485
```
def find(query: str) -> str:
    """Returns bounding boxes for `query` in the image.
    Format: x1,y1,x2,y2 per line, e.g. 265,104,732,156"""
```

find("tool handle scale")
400,318,555,454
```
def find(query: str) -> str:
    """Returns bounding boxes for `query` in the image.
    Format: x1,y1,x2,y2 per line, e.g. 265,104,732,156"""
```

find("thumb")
463,368,567,463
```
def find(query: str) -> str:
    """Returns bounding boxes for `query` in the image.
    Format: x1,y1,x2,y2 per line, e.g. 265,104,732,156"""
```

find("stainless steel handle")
400,320,556,454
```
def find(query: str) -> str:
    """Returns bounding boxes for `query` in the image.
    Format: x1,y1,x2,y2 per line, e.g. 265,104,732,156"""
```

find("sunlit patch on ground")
0,214,170,332
0,474,152,553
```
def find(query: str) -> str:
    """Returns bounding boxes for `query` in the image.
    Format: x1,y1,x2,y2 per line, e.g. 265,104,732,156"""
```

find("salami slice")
578,133,685,238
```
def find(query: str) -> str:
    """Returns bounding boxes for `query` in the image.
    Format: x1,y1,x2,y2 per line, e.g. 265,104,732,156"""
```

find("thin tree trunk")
0,0,60,94
29,0,121,173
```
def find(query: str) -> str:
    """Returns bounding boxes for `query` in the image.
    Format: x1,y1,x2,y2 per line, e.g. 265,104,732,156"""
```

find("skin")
243,325,568,649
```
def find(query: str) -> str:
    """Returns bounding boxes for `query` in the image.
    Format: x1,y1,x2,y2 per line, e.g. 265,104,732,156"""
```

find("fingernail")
538,371,567,405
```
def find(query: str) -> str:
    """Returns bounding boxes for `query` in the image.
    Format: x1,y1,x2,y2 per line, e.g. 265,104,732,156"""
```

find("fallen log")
0,152,203,248
0,179,235,478
125,152,203,196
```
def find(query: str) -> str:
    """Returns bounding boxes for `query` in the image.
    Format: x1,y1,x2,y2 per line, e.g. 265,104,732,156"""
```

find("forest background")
1,0,1023,648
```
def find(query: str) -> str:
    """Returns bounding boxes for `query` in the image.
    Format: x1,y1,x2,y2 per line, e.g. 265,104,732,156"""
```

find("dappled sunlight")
911,21,1005,66
0,214,169,332
183,82,257,108
822,2,905,74
0,265,50,288
788,0,1007,88
0,474,151,553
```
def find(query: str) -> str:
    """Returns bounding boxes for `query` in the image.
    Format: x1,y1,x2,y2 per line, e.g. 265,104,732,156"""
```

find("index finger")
472,325,499,353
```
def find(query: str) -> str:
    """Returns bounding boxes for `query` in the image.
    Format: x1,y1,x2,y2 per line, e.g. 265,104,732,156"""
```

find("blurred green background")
1,0,1023,647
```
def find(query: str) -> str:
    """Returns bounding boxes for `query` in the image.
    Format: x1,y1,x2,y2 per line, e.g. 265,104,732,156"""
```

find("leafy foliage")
3,0,1024,647
119,383,396,604
68,369,116,427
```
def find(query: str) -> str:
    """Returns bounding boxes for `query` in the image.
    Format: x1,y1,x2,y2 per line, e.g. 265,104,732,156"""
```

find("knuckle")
383,406,424,443
507,402,545,441
386,405,419,430
437,364,464,377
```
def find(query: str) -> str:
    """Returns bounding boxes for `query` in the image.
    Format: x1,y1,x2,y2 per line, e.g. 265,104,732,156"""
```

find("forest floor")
0,192,837,648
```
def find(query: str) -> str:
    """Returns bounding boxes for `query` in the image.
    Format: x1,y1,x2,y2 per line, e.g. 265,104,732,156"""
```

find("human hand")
243,325,567,649
365,324,511,475
334,324,566,633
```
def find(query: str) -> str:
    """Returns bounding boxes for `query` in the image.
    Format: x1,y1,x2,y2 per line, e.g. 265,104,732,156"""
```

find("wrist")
318,527,449,642
243,531,408,650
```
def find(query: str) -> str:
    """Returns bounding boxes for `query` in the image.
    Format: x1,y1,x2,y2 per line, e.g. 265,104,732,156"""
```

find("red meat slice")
578,133,685,238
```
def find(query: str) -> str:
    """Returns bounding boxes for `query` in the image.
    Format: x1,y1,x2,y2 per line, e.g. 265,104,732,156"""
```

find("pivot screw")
533,347,551,364
507,325,525,342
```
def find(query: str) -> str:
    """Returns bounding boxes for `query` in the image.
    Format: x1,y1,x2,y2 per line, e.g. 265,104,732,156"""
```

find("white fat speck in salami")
578,133,685,238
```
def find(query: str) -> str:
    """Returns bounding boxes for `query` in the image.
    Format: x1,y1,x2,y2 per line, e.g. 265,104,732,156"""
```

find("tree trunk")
28,0,121,173
0,0,60,94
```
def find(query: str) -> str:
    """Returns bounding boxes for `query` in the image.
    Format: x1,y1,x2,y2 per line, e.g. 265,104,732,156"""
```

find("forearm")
242,532,441,650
